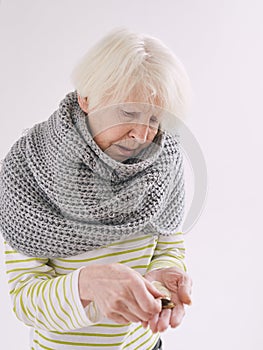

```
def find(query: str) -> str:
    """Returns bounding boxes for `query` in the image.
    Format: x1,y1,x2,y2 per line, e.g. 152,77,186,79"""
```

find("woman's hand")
142,267,193,333
79,263,164,324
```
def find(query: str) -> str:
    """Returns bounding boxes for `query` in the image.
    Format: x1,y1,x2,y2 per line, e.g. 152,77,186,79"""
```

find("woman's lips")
115,144,137,156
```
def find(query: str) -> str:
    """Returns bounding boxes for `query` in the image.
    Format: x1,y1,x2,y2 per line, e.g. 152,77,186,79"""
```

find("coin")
161,298,176,309
152,281,176,309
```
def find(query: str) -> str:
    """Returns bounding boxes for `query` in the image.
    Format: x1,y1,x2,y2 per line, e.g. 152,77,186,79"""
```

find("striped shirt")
4,232,186,350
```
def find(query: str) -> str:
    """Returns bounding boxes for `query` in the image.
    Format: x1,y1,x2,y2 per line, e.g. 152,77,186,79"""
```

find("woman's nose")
128,123,149,143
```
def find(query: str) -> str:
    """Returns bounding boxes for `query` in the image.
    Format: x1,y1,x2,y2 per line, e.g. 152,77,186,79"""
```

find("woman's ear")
77,94,89,113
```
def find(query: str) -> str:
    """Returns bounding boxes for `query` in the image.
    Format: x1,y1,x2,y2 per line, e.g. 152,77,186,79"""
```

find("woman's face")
79,98,162,162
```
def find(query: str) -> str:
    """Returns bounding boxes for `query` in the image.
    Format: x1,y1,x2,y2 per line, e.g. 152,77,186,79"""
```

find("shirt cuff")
73,267,104,325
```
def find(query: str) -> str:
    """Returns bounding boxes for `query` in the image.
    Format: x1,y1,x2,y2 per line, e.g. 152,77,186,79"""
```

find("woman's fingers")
156,308,171,332
176,272,193,305
169,293,186,328
131,278,163,317
156,295,186,331
158,267,193,305
126,301,160,323
144,267,193,306
148,310,173,333
104,272,162,323
148,312,160,333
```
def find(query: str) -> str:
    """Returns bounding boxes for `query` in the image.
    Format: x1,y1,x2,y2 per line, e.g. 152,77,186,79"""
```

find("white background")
0,1,263,349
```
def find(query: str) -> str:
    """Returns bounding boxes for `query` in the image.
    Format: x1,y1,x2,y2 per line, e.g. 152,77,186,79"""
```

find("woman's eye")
121,110,159,127
122,110,135,117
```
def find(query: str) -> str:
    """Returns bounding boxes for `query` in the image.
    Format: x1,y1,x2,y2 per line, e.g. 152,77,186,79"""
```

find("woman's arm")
145,231,187,274
142,232,192,332
4,241,95,332
5,240,164,331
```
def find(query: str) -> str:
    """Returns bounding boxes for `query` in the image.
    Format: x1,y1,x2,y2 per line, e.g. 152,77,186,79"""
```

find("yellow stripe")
33,339,55,350
119,254,151,264
154,247,185,255
50,254,153,271
41,279,63,330
157,240,184,245
29,281,39,312
93,323,131,328
163,253,185,259
5,250,19,254
69,272,87,326
6,258,46,264
130,264,148,269
18,292,34,325
54,276,72,329
16,280,63,331
8,274,35,285
131,330,159,350
51,330,129,337
62,274,83,329
123,327,151,348
56,244,155,263
6,264,53,274
106,234,152,247
50,277,70,330
47,262,75,271
47,278,66,330
35,330,123,347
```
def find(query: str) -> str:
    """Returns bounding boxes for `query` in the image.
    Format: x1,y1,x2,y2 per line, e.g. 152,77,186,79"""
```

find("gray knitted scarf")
0,91,184,258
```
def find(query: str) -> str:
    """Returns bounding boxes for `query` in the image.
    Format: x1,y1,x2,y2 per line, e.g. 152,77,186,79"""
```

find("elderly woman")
0,28,192,350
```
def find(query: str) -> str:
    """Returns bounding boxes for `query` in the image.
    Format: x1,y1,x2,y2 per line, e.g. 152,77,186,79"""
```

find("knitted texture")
0,91,185,258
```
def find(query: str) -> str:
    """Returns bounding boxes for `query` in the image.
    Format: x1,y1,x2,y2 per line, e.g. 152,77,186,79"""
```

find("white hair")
70,27,192,119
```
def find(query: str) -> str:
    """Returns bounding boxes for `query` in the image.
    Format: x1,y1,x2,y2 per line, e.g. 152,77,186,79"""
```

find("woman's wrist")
78,266,94,307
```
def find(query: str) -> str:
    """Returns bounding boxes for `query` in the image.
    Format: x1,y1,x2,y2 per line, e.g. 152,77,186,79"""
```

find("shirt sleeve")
4,241,103,332
146,230,187,273
146,137,187,274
